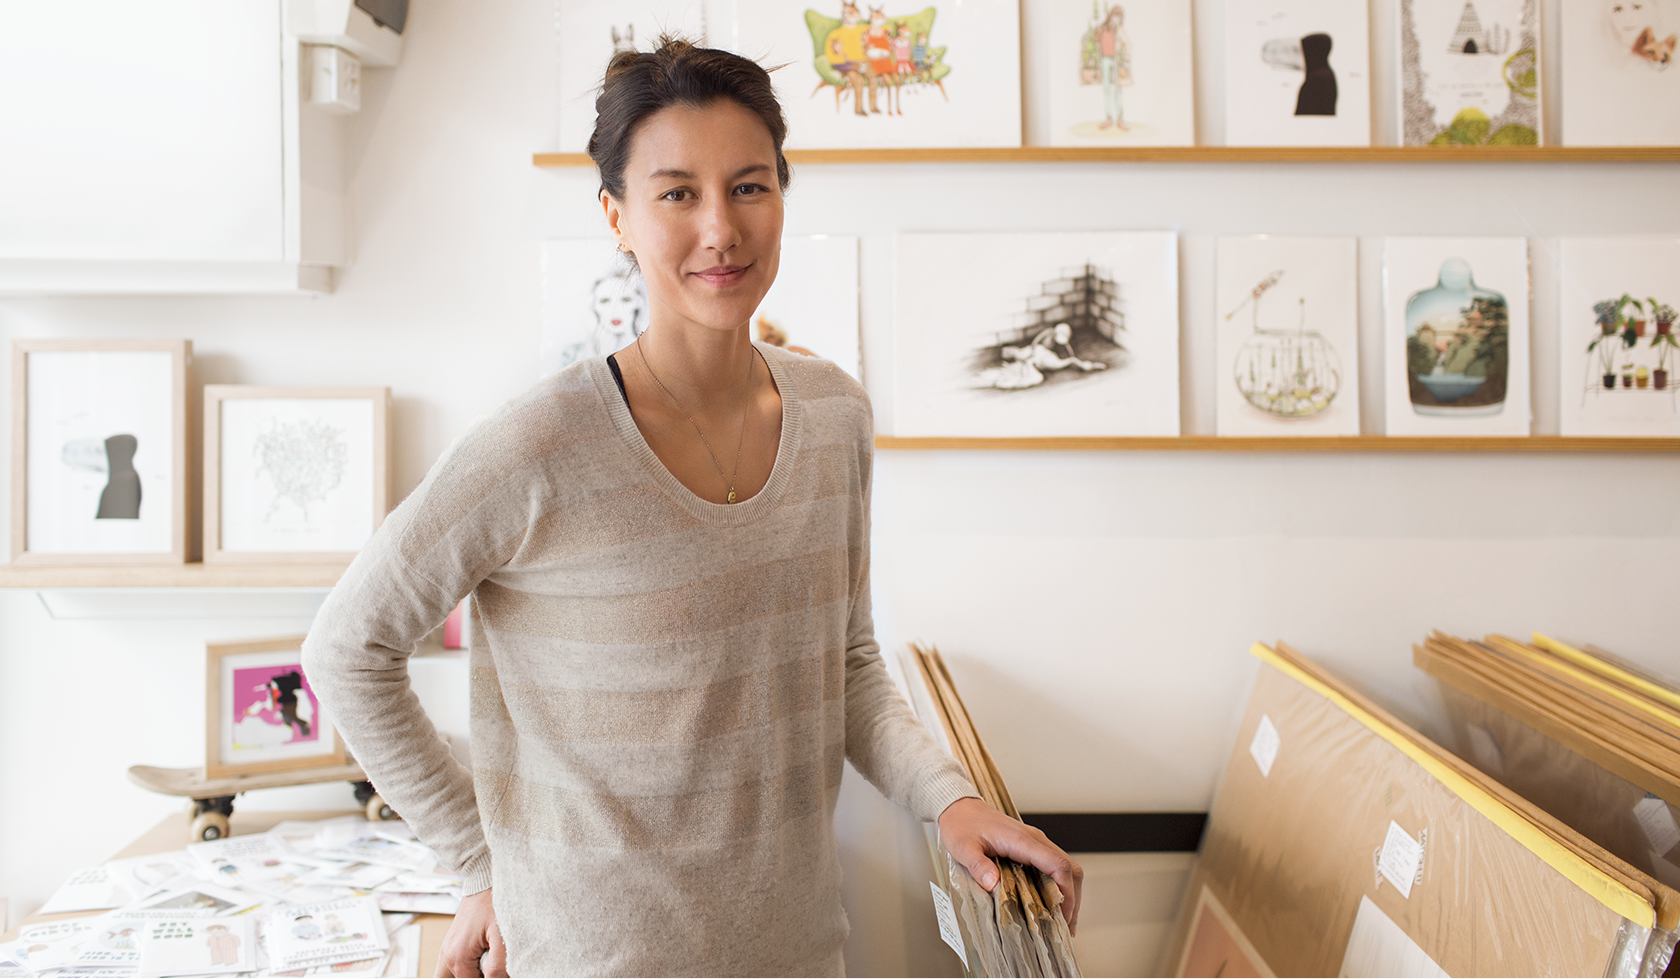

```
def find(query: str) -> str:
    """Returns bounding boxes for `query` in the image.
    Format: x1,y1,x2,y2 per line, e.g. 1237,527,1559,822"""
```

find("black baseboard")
1020,812,1207,853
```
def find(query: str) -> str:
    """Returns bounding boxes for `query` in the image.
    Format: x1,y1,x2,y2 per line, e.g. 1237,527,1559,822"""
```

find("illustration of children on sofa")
806,3,950,116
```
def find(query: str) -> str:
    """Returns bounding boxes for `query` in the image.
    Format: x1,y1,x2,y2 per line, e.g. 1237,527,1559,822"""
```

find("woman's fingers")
482,919,509,978
944,826,1003,892
983,822,1085,935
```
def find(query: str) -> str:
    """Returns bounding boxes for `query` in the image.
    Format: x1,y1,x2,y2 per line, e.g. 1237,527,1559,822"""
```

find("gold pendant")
727,489,738,504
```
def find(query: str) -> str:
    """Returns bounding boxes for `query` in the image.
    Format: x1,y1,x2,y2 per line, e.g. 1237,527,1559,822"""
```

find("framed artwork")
752,234,862,379
1216,236,1360,436
1175,885,1274,978
1558,237,1680,436
9,339,189,566
555,0,709,153
1224,1,1372,147
892,231,1180,437
203,386,390,564
1399,0,1542,146
1560,0,1680,146
1382,237,1532,437
1039,1,1196,146
205,636,345,779
729,0,1022,149
539,239,647,378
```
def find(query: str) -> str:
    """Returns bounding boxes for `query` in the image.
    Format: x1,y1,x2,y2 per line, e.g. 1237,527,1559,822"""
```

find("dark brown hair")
587,36,792,201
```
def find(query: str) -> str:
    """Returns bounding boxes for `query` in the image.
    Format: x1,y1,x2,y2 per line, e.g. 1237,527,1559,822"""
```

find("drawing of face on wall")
590,271,647,350
1607,0,1676,67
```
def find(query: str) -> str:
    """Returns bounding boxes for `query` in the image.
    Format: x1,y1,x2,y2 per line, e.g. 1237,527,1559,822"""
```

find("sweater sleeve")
301,411,539,896
839,395,981,822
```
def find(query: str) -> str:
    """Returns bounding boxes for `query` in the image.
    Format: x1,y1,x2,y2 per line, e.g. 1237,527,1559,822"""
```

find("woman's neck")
631,317,758,407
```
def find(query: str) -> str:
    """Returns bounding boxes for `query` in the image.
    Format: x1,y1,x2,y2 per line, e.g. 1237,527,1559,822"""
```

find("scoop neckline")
587,340,803,525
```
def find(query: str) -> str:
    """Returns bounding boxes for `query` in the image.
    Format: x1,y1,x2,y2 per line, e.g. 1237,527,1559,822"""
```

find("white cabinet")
0,1,357,294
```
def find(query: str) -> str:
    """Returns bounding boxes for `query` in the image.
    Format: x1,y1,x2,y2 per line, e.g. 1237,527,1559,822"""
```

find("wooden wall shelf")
874,436,1680,453
534,146,1680,168
0,562,348,591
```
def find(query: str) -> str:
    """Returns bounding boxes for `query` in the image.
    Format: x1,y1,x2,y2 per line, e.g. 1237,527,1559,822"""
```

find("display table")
4,809,450,975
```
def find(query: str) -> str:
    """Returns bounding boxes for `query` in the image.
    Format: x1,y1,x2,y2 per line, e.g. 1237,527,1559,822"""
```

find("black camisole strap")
606,353,629,408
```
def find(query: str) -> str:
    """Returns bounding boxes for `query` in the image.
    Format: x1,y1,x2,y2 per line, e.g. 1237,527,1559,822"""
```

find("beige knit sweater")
301,342,979,976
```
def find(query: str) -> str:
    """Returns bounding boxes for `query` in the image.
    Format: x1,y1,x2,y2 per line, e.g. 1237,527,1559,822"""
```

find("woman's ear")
601,190,631,255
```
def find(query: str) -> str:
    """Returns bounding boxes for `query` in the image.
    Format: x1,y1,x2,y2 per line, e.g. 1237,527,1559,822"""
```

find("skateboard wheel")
191,811,231,842
365,793,397,821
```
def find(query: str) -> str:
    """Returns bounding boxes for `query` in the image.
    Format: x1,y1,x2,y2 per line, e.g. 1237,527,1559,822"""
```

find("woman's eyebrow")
648,163,772,181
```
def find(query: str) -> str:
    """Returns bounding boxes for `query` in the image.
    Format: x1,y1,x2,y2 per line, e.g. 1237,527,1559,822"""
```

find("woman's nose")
697,196,742,254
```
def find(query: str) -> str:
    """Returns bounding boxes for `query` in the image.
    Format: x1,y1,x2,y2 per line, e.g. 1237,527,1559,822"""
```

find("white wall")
2,0,1677,975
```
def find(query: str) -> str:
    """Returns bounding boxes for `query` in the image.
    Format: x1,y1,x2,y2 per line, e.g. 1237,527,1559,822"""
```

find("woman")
301,38,1082,977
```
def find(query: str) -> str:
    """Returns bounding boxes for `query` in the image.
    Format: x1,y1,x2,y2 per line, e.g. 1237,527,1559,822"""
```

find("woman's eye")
734,183,769,196
661,188,691,202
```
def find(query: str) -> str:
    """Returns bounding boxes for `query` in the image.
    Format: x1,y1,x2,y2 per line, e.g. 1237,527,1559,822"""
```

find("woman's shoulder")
757,343,876,440
759,342,868,404
436,361,605,473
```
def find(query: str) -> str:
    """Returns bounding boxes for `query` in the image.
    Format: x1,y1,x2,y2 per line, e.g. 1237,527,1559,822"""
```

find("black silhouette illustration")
1295,33,1339,115
1261,33,1340,117
267,671,313,738
95,434,142,519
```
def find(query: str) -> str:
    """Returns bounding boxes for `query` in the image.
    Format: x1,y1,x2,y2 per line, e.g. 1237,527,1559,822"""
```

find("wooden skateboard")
127,763,399,842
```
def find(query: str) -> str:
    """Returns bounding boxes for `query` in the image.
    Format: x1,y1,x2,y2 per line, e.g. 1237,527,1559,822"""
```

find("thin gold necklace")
635,333,758,504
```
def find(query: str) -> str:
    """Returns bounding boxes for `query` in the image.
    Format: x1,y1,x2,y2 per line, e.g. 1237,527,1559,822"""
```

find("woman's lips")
692,264,750,287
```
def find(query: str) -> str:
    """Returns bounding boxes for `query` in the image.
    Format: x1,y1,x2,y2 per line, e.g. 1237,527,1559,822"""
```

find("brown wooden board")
1165,645,1651,977
127,762,367,798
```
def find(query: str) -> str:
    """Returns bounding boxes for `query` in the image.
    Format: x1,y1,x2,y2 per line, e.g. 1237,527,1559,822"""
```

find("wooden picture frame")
203,385,390,565
9,338,190,567
205,635,346,779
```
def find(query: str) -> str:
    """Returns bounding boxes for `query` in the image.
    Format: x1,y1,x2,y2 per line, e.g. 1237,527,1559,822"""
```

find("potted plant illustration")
1622,362,1636,388
1652,328,1678,390
1618,294,1647,344
1590,298,1627,389
1636,365,1650,389
1652,299,1677,337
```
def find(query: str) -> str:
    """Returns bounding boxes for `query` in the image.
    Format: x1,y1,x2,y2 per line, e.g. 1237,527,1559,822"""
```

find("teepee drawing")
1447,0,1507,55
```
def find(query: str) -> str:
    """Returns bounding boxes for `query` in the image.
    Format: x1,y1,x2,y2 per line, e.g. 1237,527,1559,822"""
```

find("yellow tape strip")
1250,642,1655,930
1531,633,1680,717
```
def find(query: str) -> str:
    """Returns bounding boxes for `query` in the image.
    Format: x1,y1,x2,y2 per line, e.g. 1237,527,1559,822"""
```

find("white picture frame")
9,339,189,566
892,230,1180,438
539,239,647,379
1216,236,1361,436
203,386,390,564
1559,0,1680,146
752,234,862,379
555,0,709,153
1382,237,1532,436
1224,0,1372,147
1038,1,1196,147
1558,237,1680,437
729,0,1023,149
1399,0,1543,146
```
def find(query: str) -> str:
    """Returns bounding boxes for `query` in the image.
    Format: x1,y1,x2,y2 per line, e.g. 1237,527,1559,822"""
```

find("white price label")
1377,821,1425,899
929,881,968,969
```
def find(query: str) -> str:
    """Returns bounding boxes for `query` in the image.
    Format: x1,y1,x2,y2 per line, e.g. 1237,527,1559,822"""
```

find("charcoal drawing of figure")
95,433,143,519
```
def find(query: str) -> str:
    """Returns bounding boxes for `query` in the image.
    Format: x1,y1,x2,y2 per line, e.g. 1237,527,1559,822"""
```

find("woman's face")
1609,1,1652,41
602,99,783,339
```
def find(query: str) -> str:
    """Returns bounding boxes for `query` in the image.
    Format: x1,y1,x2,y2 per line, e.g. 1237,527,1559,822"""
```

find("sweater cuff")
458,850,494,897
912,762,982,823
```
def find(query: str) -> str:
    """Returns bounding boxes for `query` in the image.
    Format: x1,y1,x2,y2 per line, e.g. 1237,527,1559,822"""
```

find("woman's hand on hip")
937,796,1085,935
437,888,507,978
